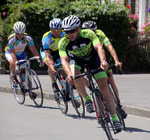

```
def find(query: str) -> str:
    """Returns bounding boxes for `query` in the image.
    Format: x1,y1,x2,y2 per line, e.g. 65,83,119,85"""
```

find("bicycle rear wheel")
28,69,43,107
93,91,113,140
70,87,85,118
10,72,25,104
108,84,126,130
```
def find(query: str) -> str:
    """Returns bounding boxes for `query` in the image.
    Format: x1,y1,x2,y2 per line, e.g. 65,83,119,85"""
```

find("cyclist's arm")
95,43,106,62
87,29,107,63
10,49,17,62
61,56,73,85
89,30,109,71
105,44,122,70
29,45,40,61
94,43,109,71
44,49,56,72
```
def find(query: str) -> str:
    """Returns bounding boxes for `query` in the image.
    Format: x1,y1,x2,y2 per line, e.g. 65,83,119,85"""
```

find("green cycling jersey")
96,29,111,47
58,29,100,59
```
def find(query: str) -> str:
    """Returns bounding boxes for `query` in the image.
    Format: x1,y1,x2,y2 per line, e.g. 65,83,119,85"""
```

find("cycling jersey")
96,29,111,47
58,29,107,80
41,30,65,62
42,31,65,51
58,29,100,60
5,33,34,56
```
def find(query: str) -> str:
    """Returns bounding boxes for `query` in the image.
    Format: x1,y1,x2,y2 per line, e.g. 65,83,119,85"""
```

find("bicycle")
107,66,126,131
74,67,123,140
10,56,43,107
53,63,85,118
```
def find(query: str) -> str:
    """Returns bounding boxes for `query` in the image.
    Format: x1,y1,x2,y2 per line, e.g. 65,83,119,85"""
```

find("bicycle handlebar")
53,63,64,71
15,56,40,65
108,65,122,75
75,65,122,79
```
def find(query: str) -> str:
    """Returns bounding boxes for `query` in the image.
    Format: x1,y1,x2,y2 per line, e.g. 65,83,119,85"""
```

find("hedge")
0,0,149,72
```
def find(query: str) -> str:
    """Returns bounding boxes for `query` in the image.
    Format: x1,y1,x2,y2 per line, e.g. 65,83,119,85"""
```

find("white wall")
138,0,146,31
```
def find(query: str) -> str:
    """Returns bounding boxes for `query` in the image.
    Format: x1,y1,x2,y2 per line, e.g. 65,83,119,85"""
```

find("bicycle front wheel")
70,87,85,118
54,89,68,114
10,72,25,104
93,92,113,140
28,69,43,107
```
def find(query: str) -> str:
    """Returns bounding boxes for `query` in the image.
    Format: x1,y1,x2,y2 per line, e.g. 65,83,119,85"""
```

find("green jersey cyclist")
58,15,123,131
82,21,127,119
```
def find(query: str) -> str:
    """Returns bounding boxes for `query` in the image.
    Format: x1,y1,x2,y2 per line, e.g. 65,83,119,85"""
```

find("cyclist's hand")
38,57,44,67
115,62,122,71
39,60,45,67
52,69,58,75
101,61,109,72
66,75,74,86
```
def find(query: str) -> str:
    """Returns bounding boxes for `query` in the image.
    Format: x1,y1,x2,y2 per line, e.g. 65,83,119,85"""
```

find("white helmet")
62,15,80,31
49,18,62,29
13,21,26,34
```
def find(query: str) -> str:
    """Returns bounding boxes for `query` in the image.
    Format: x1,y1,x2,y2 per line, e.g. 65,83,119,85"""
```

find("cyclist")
81,21,127,119
5,21,43,87
58,15,122,131
40,18,67,95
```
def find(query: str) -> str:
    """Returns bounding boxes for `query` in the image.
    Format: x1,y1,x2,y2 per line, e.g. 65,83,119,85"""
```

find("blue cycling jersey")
42,31,65,51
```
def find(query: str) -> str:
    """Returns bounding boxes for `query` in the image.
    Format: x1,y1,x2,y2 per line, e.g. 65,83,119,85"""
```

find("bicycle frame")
15,56,40,92
54,63,85,117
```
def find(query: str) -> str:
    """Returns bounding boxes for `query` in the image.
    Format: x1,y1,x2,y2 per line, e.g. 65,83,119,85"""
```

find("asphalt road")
0,92,150,140
0,74,150,118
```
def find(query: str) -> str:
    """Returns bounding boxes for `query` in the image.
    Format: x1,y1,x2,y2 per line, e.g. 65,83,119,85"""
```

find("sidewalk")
0,74,150,118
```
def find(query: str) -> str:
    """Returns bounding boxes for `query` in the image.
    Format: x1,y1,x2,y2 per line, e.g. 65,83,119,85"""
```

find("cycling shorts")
69,50,107,80
5,51,26,62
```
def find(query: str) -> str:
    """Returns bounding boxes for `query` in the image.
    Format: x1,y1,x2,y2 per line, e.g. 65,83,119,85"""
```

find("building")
114,0,150,31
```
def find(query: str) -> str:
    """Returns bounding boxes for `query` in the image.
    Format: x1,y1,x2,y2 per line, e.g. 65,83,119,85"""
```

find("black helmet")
82,21,97,31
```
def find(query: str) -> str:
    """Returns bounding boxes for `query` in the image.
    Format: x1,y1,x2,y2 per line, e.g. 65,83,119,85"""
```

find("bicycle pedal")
115,129,122,134
98,119,102,124
105,116,110,123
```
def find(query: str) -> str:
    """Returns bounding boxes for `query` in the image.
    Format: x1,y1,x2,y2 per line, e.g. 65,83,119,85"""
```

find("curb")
0,86,150,119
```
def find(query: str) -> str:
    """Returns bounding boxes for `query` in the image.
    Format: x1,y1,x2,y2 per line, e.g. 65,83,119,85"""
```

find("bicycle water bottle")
15,66,19,74
60,77,66,89
20,71,25,82
22,73,25,82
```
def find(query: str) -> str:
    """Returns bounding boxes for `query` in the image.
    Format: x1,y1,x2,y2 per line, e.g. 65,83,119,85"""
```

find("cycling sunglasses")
65,28,77,34
16,33,24,35
51,29,62,32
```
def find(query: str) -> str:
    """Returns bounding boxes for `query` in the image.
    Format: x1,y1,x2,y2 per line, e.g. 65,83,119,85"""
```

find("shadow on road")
64,113,96,120
126,127,150,133
24,104,60,110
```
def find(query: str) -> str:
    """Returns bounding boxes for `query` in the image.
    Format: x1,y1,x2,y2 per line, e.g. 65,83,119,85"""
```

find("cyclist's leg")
108,70,127,119
5,51,16,74
40,50,54,80
95,73,123,130
108,70,120,99
88,50,122,130
69,59,94,113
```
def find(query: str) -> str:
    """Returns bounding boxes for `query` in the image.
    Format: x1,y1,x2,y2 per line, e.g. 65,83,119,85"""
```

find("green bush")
1,0,148,72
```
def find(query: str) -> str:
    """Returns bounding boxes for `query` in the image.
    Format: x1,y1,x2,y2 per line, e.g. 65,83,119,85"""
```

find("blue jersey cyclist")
40,18,65,93
5,21,43,87
82,21,127,119
58,15,123,131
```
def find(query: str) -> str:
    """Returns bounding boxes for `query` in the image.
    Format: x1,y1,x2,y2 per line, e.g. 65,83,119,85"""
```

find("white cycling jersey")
5,33,34,56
